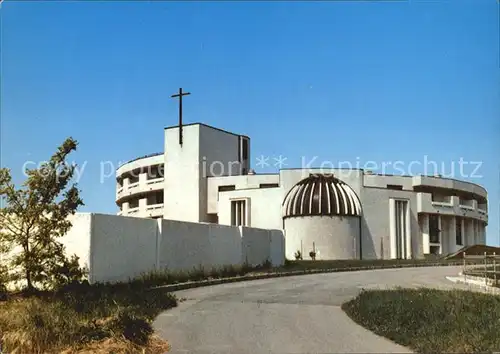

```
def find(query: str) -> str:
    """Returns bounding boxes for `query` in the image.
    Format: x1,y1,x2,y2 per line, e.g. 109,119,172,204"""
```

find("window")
430,245,440,255
429,214,440,243
147,191,163,205
129,199,139,208
387,184,403,190
259,183,279,189
148,164,164,179
455,217,463,245
432,194,451,203
218,185,236,192
392,199,410,259
231,200,247,226
128,175,139,184
239,136,250,175
242,138,249,161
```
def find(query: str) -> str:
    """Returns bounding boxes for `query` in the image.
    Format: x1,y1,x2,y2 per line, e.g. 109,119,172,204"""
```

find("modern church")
115,122,488,260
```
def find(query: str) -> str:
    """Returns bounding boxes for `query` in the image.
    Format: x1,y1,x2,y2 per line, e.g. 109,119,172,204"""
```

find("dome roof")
282,174,362,218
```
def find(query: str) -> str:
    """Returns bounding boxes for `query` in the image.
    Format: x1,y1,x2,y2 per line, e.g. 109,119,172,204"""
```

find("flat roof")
117,152,163,169
164,122,250,139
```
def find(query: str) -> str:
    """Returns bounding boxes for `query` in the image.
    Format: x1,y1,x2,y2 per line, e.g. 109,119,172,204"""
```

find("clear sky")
1,0,499,245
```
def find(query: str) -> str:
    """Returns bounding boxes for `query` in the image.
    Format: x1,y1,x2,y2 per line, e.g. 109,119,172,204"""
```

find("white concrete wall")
62,213,285,283
284,216,360,260
90,214,159,283
241,226,271,266
159,219,242,271
270,230,286,266
62,213,93,272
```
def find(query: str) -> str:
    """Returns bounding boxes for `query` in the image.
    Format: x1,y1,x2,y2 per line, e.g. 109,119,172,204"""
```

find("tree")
0,137,85,291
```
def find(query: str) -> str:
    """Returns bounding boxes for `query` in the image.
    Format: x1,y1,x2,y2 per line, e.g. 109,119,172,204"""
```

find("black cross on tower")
171,87,191,146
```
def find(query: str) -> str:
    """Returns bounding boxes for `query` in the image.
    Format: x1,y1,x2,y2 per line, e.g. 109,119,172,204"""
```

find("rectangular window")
259,183,279,189
455,217,463,245
147,164,164,179
219,185,236,192
393,199,409,259
430,245,440,255
239,136,250,175
230,200,247,226
128,175,139,184
387,184,403,190
242,138,249,161
429,214,440,244
129,199,139,208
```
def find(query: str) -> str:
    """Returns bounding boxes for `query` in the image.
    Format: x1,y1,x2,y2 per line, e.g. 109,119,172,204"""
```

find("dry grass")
0,284,177,353
60,336,170,354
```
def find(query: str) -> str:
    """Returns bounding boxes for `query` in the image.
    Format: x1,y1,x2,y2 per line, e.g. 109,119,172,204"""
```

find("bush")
342,288,500,353
106,309,153,346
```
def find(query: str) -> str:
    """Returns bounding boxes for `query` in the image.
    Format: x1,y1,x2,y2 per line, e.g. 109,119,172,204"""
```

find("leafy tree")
0,137,85,291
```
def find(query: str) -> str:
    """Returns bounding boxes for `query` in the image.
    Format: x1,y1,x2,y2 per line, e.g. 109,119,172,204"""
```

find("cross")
171,88,191,146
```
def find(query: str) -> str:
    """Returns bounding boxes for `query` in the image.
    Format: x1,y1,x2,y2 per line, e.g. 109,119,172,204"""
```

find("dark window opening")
148,164,164,179
430,245,440,255
242,138,249,161
219,185,236,192
260,183,279,189
456,217,463,245
429,214,440,243
129,199,139,208
387,184,403,190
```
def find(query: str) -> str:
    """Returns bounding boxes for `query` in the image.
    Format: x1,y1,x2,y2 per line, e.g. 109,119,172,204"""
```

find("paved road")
154,266,471,354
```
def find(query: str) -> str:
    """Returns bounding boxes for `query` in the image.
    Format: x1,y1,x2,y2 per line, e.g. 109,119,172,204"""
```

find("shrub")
105,308,153,346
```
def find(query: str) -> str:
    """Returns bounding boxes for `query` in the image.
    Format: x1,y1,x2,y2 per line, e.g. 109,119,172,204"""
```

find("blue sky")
1,1,499,244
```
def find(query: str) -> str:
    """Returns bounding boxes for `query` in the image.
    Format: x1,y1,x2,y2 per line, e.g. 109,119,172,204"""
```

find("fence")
462,252,500,287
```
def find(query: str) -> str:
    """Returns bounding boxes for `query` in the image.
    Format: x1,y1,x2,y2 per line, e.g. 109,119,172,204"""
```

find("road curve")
154,266,469,354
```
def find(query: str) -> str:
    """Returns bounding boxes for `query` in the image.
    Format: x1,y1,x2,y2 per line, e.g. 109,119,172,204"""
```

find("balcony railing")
146,203,163,211
128,182,139,190
417,193,488,223
128,207,139,215
146,177,164,186
431,201,453,208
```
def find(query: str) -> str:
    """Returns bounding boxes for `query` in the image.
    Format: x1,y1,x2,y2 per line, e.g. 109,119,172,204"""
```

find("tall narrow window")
392,199,410,259
230,200,247,226
239,136,250,175
455,217,463,246
429,214,440,244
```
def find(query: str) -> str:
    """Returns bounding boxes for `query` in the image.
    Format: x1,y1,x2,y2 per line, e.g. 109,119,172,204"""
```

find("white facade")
116,123,489,260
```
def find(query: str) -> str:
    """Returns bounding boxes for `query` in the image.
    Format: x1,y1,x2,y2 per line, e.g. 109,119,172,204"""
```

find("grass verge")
127,259,468,289
0,283,177,353
342,288,500,353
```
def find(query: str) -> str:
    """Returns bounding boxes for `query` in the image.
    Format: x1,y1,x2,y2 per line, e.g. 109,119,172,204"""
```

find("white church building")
115,122,488,261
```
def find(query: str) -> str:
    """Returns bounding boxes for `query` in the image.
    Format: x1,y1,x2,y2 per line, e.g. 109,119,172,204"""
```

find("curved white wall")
284,216,360,260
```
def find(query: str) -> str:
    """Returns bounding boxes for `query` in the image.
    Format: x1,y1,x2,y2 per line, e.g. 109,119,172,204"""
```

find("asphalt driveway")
154,266,470,353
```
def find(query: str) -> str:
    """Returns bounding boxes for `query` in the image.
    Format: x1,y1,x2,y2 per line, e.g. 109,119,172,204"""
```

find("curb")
446,275,500,295
151,262,465,293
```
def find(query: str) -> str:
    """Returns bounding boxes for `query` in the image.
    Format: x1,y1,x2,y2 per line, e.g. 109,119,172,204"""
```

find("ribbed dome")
282,174,362,218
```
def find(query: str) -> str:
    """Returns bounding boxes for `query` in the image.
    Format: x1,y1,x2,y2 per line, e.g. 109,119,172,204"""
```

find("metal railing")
463,252,500,287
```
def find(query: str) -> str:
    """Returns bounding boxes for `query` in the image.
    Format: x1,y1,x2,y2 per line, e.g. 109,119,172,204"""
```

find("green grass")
116,259,465,290
342,288,500,353
281,258,463,272
0,282,177,353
